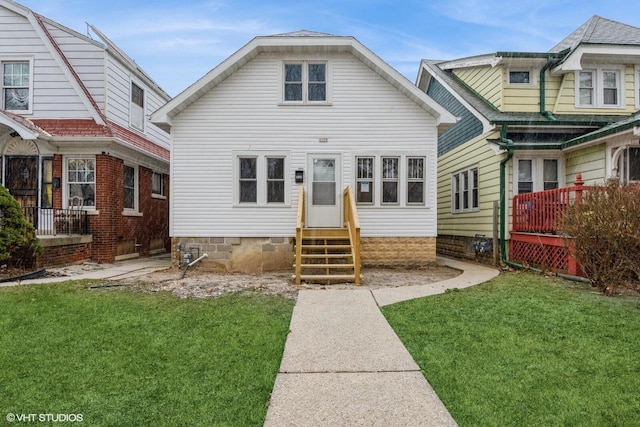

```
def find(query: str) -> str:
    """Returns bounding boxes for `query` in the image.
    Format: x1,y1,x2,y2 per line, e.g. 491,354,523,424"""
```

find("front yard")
0,281,294,426
384,272,640,426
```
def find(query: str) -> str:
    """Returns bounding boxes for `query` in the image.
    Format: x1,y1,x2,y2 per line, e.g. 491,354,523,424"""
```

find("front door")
307,154,342,228
6,156,38,208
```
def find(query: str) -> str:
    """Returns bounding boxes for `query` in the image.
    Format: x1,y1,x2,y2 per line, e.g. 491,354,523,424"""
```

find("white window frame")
451,165,479,213
575,67,625,108
281,60,330,105
233,151,291,206
130,79,145,131
64,156,96,210
514,155,563,195
406,157,426,206
507,69,534,86
1,57,34,114
355,156,375,205
381,156,400,205
122,164,139,213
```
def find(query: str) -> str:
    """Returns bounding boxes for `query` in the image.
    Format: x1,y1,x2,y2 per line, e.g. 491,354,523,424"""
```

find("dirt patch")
118,265,462,300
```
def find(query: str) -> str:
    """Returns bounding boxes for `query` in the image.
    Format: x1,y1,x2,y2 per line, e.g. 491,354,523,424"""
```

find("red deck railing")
512,175,589,234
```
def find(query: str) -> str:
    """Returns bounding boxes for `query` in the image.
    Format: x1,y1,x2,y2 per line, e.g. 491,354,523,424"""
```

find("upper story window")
130,81,145,131
508,70,531,85
283,61,327,103
577,69,623,108
2,61,31,112
452,165,478,213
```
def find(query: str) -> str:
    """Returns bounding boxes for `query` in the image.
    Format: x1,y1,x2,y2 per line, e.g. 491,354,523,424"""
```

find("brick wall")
36,242,91,268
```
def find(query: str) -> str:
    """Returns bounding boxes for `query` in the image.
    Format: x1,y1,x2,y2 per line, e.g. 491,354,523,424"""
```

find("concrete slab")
372,257,499,307
264,371,457,427
280,290,419,373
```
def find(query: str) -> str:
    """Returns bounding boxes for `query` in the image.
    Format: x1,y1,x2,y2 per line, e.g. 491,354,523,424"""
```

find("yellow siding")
437,130,505,237
554,66,637,115
502,72,562,113
565,144,607,185
454,66,503,110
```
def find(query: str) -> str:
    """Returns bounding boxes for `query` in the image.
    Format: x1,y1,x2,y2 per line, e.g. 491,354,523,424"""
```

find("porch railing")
21,207,90,236
343,186,361,285
294,186,305,285
512,174,588,234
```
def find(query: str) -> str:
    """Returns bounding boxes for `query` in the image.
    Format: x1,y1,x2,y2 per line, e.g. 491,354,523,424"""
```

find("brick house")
0,0,170,266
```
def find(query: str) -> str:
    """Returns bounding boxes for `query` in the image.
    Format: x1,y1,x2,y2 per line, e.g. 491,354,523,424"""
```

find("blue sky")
18,0,640,97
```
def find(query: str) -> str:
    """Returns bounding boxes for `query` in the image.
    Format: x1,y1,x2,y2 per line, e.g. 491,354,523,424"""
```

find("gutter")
539,54,557,121
497,124,592,283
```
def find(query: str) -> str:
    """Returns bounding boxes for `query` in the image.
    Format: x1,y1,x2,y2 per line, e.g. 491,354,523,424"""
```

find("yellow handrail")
343,186,361,285
295,185,305,285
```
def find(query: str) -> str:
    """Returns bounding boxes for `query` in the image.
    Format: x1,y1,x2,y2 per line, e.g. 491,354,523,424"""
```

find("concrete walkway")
264,257,499,427
0,255,171,287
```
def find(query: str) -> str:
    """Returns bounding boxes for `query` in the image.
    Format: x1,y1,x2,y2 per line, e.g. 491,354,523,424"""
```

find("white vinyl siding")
0,8,89,118
170,51,439,238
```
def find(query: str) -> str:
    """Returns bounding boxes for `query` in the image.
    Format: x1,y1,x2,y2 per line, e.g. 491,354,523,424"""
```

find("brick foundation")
172,237,294,274
361,237,436,267
35,236,93,268
437,234,497,265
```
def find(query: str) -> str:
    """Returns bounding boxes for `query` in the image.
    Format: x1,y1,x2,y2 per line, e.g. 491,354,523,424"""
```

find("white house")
152,31,455,280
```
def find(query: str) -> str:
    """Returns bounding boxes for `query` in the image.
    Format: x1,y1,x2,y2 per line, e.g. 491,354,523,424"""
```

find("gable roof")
550,15,640,53
151,32,456,131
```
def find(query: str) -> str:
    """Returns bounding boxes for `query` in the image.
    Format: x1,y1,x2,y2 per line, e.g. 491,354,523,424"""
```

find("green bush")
558,183,640,294
0,185,42,268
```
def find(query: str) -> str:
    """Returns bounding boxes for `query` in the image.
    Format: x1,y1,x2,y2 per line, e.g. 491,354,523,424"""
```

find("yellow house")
417,15,640,273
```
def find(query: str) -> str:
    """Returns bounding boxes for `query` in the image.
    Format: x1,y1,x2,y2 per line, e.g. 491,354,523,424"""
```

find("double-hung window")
382,157,399,204
123,165,138,211
407,157,425,204
67,158,95,208
577,69,622,107
2,61,31,112
356,157,374,204
130,81,145,131
452,166,478,213
283,61,327,103
237,153,289,205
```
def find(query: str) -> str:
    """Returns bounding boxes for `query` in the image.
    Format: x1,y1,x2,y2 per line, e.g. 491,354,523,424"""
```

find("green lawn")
0,281,294,426
383,272,640,427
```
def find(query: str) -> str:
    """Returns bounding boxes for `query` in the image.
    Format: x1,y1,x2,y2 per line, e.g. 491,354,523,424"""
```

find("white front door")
307,154,342,228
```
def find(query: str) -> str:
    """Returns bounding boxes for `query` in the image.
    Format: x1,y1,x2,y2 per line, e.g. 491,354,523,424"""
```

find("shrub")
0,185,43,268
558,183,640,294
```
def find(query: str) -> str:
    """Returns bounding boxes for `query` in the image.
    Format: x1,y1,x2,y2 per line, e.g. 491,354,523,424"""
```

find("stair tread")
299,263,354,268
301,244,352,249
301,253,353,258
299,274,356,280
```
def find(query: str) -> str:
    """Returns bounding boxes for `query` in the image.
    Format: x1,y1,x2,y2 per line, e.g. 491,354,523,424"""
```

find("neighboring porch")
509,175,588,276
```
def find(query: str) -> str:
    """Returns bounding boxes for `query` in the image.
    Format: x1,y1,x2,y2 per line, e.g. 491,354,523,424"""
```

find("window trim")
64,156,96,210
406,156,426,206
636,66,640,109
129,79,145,132
1,57,34,114
451,165,479,213
513,155,563,195
122,163,139,213
151,171,165,199
280,60,331,105
575,67,625,109
233,151,291,206
355,156,375,205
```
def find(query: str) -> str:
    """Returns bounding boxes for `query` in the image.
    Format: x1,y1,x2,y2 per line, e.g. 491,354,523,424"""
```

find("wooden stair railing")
293,185,362,285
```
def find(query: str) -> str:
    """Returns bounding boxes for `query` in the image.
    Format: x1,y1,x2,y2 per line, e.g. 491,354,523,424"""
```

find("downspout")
540,54,557,121
498,125,591,283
